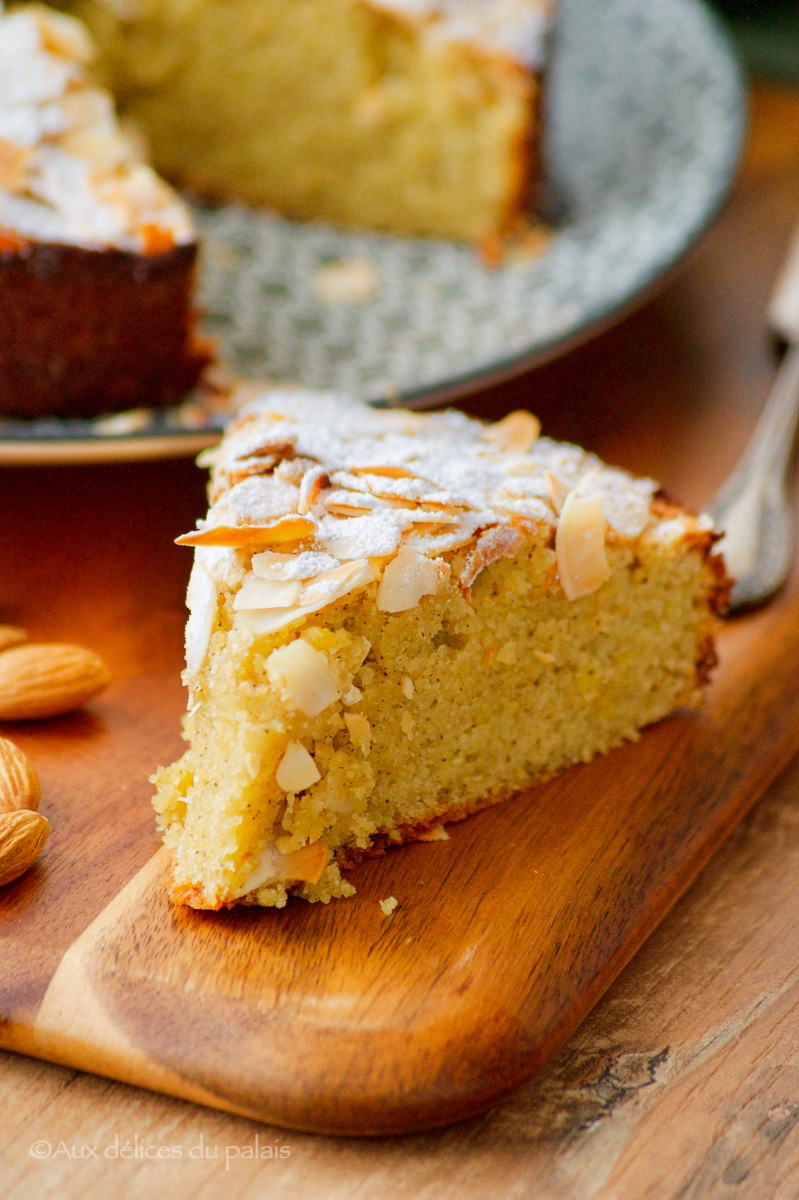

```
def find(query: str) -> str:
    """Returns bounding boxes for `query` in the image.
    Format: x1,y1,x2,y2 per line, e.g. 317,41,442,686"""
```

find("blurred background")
713,0,799,82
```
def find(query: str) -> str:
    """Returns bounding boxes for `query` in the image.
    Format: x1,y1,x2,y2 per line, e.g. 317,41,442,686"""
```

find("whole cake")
59,0,552,245
152,389,728,910
0,3,210,418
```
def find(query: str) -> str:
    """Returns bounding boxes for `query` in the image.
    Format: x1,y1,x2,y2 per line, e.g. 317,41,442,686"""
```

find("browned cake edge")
0,236,212,419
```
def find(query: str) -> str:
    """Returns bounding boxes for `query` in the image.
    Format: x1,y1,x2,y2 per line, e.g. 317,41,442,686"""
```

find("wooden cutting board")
2,543,799,1136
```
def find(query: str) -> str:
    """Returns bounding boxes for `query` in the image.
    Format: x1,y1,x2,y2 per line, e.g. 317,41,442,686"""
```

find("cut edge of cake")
58,0,553,246
151,388,730,911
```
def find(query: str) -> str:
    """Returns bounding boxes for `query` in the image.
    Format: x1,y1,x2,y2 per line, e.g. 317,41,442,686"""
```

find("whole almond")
0,809,49,886
0,625,27,654
0,643,111,721
0,736,40,812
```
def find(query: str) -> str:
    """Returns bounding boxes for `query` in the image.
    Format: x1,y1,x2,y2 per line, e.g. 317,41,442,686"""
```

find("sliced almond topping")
325,503,374,518
419,500,465,515
342,684,363,706
33,6,93,60
234,576,302,611
298,467,329,515
544,472,570,516
175,516,315,547
350,465,416,479
376,549,442,613
555,492,610,601
456,524,525,590
275,742,321,793
266,640,338,717
344,712,372,754
251,550,338,581
299,559,374,607
237,560,373,638
0,139,33,194
482,411,541,455
184,561,217,678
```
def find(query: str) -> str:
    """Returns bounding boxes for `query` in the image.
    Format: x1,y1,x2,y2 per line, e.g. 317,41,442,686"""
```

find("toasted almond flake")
266,640,338,717
379,896,398,916
233,576,302,611
252,550,338,581
544,472,570,516
419,500,464,515
275,742,321,792
401,675,414,699
344,712,372,753
236,560,373,637
299,559,374,607
376,549,442,613
342,684,363,707
485,645,497,665
555,492,610,601
416,824,450,842
175,517,315,547
457,524,526,590
482,411,540,455
350,465,416,479
298,467,329,515
184,560,218,679
33,5,94,58
325,503,374,518
0,139,33,194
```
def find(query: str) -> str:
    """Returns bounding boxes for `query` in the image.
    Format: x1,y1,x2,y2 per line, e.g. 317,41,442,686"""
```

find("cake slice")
0,3,210,418
58,0,551,246
153,389,729,910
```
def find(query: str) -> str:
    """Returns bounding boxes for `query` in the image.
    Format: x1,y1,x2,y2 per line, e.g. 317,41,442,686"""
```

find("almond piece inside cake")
152,389,728,910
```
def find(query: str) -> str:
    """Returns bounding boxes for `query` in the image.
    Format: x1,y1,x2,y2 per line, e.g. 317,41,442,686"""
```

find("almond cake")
0,3,210,417
56,0,552,245
153,388,728,910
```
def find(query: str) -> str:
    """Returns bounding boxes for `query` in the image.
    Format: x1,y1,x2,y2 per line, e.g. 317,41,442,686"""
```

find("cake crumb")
401,675,414,699
416,824,450,842
313,258,380,304
379,896,398,916
534,649,555,664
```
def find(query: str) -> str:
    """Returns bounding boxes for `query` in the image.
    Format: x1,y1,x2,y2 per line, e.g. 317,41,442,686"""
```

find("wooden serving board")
2,530,799,1136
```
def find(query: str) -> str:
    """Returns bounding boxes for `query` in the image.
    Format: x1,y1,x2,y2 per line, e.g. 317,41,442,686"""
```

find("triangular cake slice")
153,389,728,909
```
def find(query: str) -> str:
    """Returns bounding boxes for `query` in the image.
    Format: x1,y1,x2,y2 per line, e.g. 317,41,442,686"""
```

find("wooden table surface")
2,81,799,1198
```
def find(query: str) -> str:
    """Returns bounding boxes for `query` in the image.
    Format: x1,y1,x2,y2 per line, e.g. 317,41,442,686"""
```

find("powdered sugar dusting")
0,3,193,251
180,387,706,686
369,0,552,69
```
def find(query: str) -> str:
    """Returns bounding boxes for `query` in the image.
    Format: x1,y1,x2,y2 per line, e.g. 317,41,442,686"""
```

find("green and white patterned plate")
0,0,744,464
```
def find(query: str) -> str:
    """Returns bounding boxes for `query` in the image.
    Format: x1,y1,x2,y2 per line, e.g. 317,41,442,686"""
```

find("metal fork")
709,224,799,610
